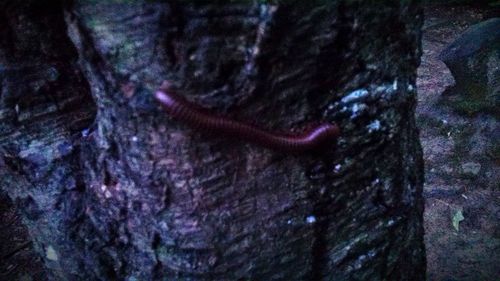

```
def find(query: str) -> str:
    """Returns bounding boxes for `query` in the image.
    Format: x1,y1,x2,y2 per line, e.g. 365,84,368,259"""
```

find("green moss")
448,98,493,116
438,70,499,116
440,87,499,117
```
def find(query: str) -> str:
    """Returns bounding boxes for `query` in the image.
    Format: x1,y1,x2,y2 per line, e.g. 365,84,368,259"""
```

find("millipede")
154,82,340,153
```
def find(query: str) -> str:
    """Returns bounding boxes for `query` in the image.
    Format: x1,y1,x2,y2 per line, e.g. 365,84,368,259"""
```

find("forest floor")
418,5,499,281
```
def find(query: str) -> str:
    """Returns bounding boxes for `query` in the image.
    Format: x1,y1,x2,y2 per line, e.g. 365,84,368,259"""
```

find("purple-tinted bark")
0,1,425,280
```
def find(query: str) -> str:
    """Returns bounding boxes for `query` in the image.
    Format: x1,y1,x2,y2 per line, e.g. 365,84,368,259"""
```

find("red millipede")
154,82,340,153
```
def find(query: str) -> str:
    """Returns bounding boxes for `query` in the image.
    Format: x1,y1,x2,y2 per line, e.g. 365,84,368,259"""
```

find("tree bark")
0,1,425,280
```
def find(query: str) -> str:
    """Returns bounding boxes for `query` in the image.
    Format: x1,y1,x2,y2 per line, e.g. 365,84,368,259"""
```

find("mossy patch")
441,95,498,117
439,82,499,117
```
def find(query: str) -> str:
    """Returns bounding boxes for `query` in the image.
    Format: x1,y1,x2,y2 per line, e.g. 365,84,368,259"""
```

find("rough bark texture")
0,1,425,280
0,192,47,279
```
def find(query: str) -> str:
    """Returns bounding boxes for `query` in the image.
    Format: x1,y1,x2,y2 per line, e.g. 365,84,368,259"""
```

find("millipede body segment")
154,85,340,153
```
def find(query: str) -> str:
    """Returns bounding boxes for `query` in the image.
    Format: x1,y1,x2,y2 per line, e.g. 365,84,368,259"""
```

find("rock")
439,18,500,116
461,162,481,176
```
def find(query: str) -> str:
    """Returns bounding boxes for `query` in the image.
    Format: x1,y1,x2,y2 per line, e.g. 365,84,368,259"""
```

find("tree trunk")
0,1,425,280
